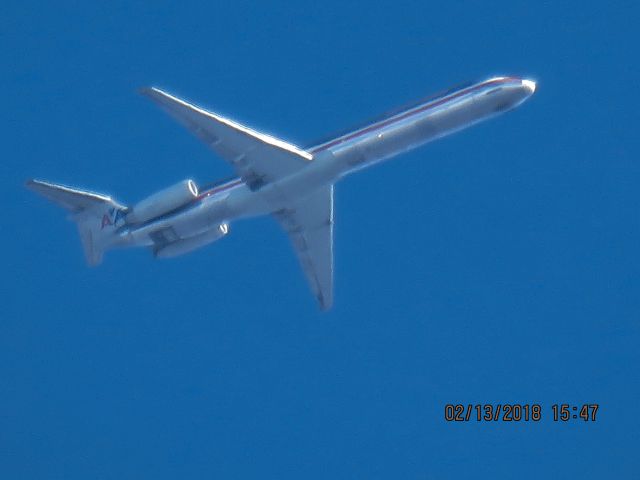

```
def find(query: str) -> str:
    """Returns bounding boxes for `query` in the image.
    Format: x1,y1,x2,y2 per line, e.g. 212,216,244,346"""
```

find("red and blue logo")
101,207,126,230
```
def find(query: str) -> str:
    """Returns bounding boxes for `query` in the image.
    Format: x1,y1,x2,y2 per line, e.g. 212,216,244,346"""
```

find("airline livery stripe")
197,179,244,200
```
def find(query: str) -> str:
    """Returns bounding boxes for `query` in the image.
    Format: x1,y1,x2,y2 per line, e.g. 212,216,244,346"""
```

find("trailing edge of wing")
141,87,312,190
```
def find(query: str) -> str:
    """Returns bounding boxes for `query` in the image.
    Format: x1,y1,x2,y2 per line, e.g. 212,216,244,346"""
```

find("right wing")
275,186,334,310
141,87,312,190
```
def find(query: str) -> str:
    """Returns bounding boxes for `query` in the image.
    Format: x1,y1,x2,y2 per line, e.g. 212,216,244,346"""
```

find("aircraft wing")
141,87,312,190
274,186,334,310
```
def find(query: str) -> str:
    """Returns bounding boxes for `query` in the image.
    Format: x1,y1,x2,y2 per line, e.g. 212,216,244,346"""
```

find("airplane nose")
521,79,536,94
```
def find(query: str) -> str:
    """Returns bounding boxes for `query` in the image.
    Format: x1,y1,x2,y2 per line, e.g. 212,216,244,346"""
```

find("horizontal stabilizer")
25,179,125,213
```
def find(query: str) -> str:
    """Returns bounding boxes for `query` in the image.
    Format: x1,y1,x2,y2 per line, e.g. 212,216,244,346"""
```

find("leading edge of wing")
140,87,313,161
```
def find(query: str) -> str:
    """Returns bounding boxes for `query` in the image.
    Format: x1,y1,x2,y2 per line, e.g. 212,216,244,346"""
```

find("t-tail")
25,179,127,265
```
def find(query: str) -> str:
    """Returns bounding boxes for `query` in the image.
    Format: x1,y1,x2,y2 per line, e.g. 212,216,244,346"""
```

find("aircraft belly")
224,186,273,219
333,120,431,170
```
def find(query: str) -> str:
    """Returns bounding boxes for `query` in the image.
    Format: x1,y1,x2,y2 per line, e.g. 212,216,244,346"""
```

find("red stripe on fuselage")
196,178,244,201
308,77,520,154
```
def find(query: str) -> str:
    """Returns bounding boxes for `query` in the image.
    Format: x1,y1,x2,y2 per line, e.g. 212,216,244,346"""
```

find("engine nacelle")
128,179,198,224
155,224,229,258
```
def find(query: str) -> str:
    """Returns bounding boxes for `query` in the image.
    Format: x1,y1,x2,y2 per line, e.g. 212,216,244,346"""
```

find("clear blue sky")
2,1,639,478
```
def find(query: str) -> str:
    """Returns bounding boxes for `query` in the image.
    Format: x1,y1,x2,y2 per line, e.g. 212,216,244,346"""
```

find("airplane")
26,75,536,309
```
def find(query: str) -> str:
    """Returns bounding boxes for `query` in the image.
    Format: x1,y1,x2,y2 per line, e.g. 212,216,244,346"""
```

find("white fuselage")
119,76,535,251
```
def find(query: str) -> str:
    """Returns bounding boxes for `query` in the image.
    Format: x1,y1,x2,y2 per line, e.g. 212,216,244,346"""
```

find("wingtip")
139,86,158,97
139,87,178,105
25,178,40,190
318,294,333,311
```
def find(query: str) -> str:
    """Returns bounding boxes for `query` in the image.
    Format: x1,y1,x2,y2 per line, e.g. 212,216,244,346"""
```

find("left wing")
141,87,312,190
274,186,334,310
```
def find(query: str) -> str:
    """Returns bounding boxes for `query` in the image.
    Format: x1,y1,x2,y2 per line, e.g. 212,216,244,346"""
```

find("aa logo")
101,207,126,229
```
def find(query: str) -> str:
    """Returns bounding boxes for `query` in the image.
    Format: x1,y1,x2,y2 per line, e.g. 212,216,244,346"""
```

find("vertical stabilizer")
76,215,105,266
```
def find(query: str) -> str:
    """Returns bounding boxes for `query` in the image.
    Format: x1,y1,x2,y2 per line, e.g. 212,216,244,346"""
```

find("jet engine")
128,179,198,224
155,223,229,258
